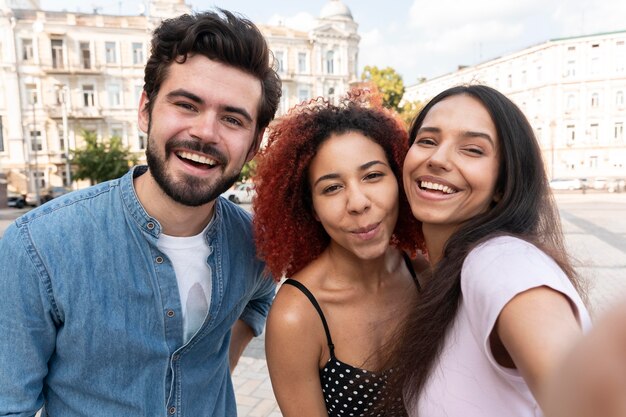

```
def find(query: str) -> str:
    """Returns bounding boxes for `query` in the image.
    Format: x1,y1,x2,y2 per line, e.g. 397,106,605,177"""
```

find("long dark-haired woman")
386,84,591,416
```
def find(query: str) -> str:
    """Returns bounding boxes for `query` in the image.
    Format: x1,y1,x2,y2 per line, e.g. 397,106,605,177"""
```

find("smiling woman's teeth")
420,181,455,194
177,151,216,166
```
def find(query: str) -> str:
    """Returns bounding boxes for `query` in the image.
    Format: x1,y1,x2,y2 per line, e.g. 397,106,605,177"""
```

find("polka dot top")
282,254,417,417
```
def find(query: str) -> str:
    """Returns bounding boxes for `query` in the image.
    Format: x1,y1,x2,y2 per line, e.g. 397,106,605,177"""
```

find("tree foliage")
361,65,405,111
238,159,257,183
398,100,424,129
72,130,138,185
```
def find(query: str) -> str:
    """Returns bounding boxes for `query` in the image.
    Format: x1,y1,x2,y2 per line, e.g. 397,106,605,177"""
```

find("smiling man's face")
138,54,262,207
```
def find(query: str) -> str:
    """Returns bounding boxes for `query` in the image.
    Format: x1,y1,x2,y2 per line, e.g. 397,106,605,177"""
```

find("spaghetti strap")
402,252,421,291
282,279,335,356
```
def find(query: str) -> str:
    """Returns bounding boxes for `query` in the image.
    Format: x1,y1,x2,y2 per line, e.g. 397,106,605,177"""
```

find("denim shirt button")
166,309,175,318
155,256,164,264
168,406,176,414
172,354,179,361
146,222,155,230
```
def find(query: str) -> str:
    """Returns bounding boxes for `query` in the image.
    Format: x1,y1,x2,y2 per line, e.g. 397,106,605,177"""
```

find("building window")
105,42,117,64
591,93,600,108
82,85,95,107
51,39,64,69
566,124,576,146
521,70,527,85
275,51,285,73
22,38,33,61
26,83,38,105
507,74,512,88
565,60,576,77
80,42,91,69
111,126,123,139
326,51,335,74
0,116,4,152
30,129,42,152
613,121,623,141
298,52,307,73
589,123,599,143
132,42,144,65
33,171,45,189
134,84,143,106
138,131,147,150
108,84,121,107
567,94,576,111
616,91,624,107
616,41,625,72
58,127,65,152
298,89,310,104
536,66,542,82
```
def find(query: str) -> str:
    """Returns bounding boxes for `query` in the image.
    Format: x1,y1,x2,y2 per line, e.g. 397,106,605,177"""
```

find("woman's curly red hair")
253,91,425,279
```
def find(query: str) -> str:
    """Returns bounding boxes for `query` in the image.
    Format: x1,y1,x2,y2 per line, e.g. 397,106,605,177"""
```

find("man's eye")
224,116,243,126
176,102,196,111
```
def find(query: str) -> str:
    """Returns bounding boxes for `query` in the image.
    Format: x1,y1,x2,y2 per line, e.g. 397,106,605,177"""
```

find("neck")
422,223,456,266
134,169,216,237
322,243,402,290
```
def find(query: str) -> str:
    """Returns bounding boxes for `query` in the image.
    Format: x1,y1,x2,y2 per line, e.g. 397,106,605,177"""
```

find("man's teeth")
177,151,216,166
420,181,455,194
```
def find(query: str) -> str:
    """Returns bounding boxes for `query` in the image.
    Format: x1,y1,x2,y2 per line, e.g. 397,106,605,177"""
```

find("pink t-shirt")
409,236,592,417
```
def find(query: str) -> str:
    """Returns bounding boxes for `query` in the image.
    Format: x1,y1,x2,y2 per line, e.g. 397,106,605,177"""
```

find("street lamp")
57,84,72,187
31,100,41,205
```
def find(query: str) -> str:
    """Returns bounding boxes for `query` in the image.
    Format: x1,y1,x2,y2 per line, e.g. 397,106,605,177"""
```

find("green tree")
72,130,138,185
238,159,257,183
360,65,405,111
398,99,424,128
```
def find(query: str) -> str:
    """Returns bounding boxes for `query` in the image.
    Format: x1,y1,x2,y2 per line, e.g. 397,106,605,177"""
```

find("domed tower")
311,0,360,101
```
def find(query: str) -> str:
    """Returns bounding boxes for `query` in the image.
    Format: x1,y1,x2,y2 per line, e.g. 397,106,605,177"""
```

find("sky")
39,0,626,86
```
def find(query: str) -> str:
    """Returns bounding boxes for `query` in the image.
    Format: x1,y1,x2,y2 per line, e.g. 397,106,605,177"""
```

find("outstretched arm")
229,319,255,372
543,301,626,417
493,286,583,409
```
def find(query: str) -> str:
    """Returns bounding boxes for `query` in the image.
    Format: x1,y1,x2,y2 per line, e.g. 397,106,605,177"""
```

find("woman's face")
309,131,399,260
402,94,500,239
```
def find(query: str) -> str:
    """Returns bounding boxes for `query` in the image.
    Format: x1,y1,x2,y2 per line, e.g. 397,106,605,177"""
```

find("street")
1,191,625,417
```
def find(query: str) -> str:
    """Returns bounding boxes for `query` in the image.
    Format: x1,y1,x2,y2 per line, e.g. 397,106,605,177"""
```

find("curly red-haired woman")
253,94,426,417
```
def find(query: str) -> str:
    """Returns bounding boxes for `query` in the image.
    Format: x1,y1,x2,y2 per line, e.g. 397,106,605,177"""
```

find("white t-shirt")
158,226,212,343
410,235,592,417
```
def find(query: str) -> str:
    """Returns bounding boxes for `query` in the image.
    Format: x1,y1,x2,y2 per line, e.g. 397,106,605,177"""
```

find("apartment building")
0,0,359,194
403,30,626,182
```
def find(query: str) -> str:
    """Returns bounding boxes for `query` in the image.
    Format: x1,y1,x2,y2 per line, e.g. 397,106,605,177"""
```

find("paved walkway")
2,191,626,417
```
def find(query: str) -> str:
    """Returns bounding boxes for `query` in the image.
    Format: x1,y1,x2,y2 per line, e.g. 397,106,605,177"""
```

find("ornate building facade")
0,0,359,195
403,30,626,182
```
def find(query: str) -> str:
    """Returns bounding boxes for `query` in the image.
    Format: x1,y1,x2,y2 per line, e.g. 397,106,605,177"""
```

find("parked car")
26,186,70,206
7,194,26,209
591,177,608,190
549,178,582,190
221,183,256,204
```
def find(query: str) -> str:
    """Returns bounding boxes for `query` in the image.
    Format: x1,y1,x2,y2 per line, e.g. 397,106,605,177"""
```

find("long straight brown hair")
383,84,585,409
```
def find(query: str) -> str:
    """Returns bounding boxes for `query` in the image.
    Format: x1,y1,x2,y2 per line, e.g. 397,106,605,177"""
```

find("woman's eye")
465,147,484,156
322,184,341,194
364,172,384,181
415,137,436,146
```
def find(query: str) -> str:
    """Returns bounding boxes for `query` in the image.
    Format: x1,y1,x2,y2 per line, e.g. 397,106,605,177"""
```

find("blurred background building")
0,0,359,195
403,30,626,184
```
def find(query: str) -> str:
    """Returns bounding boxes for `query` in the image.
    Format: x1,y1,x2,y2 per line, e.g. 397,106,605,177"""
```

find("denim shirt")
0,166,276,417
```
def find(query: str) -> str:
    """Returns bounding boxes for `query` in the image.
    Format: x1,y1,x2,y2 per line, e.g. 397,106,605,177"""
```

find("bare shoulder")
267,278,322,331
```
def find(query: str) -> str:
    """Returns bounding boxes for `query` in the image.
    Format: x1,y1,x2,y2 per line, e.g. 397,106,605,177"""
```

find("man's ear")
245,127,265,163
138,91,150,134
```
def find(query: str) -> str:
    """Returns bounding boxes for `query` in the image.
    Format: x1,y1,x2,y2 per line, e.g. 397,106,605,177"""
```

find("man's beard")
146,137,241,207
